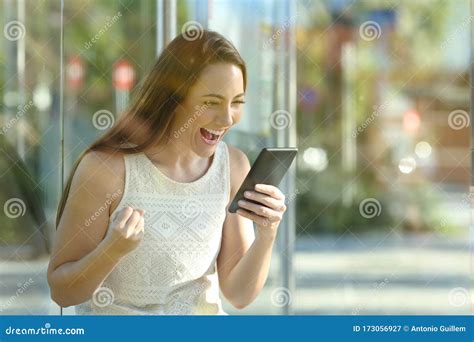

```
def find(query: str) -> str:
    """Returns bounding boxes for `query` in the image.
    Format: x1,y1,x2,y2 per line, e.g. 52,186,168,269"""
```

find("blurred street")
1,232,470,315
1,0,472,320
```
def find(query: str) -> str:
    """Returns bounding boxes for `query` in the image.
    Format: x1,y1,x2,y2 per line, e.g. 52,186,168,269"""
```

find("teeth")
203,128,224,135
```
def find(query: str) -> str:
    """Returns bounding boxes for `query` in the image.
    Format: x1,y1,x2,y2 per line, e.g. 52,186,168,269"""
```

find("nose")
215,106,234,128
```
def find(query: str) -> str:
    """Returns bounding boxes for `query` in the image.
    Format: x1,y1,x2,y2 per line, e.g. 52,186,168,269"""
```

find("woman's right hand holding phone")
102,206,145,258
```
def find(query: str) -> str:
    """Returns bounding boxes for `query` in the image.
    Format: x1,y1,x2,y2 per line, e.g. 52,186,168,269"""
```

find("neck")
144,138,206,170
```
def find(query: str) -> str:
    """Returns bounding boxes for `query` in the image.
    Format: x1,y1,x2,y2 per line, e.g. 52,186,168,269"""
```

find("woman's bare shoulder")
79,150,124,176
71,150,126,214
51,150,128,274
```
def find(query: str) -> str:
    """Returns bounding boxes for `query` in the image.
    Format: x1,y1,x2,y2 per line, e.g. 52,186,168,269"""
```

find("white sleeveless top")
75,141,230,315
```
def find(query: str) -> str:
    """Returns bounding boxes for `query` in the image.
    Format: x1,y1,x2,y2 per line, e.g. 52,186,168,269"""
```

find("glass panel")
0,0,61,314
295,0,471,314
62,0,157,176
2,0,471,317
195,0,296,314
60,0,158,315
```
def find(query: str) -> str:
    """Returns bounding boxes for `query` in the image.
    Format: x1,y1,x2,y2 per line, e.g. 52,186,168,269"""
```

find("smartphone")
228,147,298,213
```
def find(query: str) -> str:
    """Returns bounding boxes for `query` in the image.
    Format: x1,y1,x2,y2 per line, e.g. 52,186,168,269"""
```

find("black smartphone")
228,147,298,213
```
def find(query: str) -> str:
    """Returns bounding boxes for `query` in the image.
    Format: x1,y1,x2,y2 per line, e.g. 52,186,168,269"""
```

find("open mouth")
200,127,224,145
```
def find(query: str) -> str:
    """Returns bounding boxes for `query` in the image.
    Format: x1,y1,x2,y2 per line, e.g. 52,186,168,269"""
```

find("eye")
203,100,219,106
232,100,246,106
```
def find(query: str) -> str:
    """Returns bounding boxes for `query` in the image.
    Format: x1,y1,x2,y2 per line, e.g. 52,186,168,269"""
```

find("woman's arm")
47,151,144,307
217,146,286,309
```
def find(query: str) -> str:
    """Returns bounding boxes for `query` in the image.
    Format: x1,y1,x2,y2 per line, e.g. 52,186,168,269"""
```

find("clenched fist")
103,206,145,257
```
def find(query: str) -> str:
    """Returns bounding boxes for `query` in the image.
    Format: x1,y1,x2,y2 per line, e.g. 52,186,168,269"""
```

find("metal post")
3,0,16,147
156,0,177,55
16,0,26,159
341,43,357,207
59,0,65,316
275,0,297,315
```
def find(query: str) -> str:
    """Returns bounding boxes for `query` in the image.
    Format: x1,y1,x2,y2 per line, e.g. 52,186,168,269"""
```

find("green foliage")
296,165,394,235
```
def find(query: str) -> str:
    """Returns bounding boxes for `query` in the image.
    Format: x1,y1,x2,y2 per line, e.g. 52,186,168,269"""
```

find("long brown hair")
56,30,247,227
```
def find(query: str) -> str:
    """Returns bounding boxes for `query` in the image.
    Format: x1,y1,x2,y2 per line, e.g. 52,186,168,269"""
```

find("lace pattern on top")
75,142,230,315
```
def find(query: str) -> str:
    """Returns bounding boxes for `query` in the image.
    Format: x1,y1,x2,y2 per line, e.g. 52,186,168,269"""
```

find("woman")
47,30,287,315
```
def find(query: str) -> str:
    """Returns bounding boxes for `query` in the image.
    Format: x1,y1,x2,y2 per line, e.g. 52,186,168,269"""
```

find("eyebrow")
201,93,245,99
